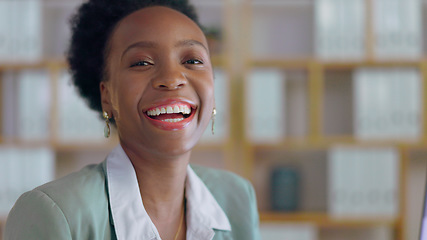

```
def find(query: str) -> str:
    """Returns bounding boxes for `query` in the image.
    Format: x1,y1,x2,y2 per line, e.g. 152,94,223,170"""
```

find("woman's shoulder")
5,161,113,239
35,161,107,201
15,160,108,214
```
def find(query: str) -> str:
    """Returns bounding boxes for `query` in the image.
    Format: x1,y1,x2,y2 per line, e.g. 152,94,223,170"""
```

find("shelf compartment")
253,149,328,213
252,146,401,221
250,1,314,59
189,148,228,171
322,69,354,136
322,67,423,141
1,69,52,141
55,149,111,179
244,68,309,144
191,0,225,57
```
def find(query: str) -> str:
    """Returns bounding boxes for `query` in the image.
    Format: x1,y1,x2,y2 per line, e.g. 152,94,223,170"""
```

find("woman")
5,0,260,239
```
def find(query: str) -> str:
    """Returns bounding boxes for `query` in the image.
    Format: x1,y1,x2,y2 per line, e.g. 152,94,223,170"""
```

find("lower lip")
144,110,196,131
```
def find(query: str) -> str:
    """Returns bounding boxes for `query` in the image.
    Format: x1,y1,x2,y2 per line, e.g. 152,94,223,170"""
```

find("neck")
120,141,189,220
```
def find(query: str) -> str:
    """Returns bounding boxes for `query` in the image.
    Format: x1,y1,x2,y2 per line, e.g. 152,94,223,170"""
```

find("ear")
100,81,112,115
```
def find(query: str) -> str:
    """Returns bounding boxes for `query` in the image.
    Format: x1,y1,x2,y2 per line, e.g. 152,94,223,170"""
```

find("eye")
130,60,152,68
184,59,203,65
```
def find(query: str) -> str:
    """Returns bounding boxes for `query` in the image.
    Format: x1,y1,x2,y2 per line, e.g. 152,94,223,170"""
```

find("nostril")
154,79,186,89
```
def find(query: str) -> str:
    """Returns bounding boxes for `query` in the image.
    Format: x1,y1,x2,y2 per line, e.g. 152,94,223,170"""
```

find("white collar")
106,145,231,240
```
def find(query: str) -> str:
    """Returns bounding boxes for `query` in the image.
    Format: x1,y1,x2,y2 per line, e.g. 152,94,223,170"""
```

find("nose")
151,66,187,90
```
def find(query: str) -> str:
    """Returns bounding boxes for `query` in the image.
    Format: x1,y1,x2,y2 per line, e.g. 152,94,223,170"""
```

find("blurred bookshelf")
241,0,425,240
1,0,427,240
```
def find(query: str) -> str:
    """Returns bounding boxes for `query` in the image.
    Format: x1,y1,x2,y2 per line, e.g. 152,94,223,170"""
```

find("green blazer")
4,161,260,240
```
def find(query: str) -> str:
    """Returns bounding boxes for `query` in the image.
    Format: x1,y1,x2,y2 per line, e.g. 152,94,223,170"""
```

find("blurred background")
0,0,426,239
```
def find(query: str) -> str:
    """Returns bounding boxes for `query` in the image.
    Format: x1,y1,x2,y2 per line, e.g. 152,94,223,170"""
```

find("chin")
146,130,203,158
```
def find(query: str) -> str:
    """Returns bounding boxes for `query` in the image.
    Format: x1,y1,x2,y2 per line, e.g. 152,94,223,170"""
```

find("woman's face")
101,6,214,157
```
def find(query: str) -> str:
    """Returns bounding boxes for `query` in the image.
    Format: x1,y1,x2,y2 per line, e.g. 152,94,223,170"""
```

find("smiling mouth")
145,103,194,122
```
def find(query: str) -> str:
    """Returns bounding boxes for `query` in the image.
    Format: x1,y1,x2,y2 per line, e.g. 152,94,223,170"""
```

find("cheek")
111,77,149,117
198,79,215,114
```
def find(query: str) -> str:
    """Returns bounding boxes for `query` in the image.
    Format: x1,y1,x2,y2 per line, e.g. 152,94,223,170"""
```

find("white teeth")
146,104,192,116
166,106,173,114
173,105,180,113
162,118,184,122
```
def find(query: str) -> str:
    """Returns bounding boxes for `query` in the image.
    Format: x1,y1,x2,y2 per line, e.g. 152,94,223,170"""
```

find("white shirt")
106,145,231,240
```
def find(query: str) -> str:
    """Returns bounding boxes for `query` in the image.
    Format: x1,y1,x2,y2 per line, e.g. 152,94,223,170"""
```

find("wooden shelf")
260,212,397,228
250,58,312,69
0,59,67,71
0,137,118,151
210,54,226,67
251,0,312,7
249,58,427,70
0,139,52,148
321,60,424,70
193,142,230,151
250,136,427,151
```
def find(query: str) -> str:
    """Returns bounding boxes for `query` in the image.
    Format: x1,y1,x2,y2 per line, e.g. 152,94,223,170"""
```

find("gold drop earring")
103,111,111,138
211,108,216,135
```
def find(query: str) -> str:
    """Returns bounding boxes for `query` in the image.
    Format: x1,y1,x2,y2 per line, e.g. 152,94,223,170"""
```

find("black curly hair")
67,0,201,118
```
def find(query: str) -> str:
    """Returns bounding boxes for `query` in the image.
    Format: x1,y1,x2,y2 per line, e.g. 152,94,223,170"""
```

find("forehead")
110,6,206,49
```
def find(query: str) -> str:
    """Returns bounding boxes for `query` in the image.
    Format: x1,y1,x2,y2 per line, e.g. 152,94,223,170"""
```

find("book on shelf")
260,223,317,240
353,67,422,140
57,71,104,142
0,0,8,59
373,0,422,59
1,71,17,139
0,0,42,63
43,1,82,58
16,69,51,141
315,0,365,60
246,68,285,144
0,146,55,217
328,146,399,218
200,68,229,143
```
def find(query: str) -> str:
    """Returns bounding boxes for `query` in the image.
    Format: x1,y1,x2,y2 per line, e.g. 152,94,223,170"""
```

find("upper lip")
142,98,197,113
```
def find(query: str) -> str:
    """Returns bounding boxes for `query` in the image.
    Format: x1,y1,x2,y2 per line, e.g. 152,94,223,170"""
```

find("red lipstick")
143,100,196,131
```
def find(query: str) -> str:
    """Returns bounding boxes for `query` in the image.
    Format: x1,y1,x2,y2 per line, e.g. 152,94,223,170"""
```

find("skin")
99,6,214,240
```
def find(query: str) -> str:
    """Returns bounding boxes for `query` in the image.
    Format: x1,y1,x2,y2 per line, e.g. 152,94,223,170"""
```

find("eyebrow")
121,41,158,59
174,39,208,52
121,39,208,59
